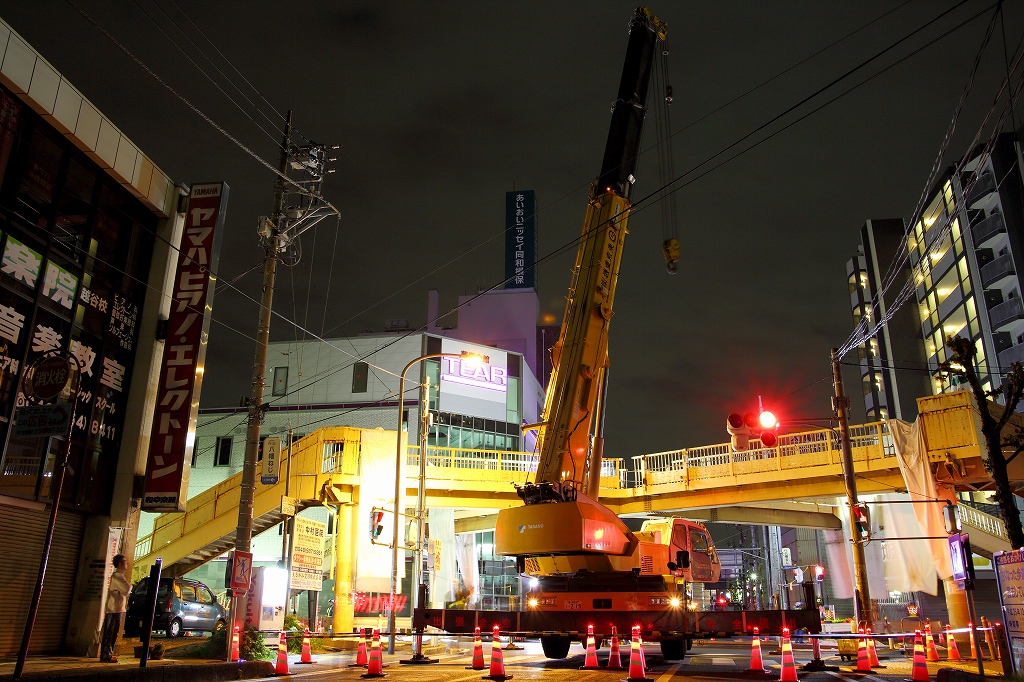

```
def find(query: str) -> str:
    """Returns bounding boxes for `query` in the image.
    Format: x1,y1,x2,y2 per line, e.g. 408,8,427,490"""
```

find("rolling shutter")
0,504,84,656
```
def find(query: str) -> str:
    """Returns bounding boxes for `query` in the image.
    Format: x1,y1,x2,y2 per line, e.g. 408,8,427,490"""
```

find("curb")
0,660,275,682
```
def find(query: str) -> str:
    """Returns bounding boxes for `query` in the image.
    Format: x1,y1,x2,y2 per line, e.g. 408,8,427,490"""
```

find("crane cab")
636,518,721,583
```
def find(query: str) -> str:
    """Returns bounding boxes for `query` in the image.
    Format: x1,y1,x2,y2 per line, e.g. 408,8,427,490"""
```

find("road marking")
656,662,682,681
826,670,888,682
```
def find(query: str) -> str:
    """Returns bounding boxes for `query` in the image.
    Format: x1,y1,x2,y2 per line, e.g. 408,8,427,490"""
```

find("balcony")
972,212,1006,247
966,170,996,207
980,253,1015,289
989,296,1024,331
998,341,1024,370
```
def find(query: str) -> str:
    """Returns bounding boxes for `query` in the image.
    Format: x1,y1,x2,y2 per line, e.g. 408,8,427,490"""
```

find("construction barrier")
607,625,624,670
361,629,386,679
229,626,240,662
906,631,929,682
275,631,288,676
350,628,368,667
482,626,512,681
467,626,486,670
581,624,599,670
624,626,652,682
748,626,768,673
779,628,798,682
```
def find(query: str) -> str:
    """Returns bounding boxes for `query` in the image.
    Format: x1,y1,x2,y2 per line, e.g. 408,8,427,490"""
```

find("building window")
272,366,288,396
352,362,368,393
215,437,232,466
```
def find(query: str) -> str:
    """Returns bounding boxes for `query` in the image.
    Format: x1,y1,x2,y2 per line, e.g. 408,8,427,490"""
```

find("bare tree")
936,335,1024,548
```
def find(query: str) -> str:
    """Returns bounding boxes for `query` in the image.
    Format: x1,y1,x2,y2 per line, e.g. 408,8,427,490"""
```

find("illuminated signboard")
439,338,509,421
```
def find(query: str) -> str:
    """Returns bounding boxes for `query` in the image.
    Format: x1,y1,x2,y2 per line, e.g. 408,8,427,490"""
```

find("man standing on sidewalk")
100,554,131,663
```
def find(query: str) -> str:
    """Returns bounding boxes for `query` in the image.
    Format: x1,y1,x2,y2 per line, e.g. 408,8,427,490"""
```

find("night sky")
2,1,1021,457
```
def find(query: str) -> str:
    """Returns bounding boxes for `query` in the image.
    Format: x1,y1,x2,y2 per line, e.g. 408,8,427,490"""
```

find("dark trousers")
100,612,123,661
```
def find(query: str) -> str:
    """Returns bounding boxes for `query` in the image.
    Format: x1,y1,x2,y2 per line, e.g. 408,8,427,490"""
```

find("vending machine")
244,566,288,645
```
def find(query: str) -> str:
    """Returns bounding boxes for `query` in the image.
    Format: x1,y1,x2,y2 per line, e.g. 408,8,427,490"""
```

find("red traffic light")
813,564,825,581
760,430,778,448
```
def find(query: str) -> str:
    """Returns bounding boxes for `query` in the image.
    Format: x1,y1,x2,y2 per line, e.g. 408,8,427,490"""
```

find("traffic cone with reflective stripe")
298,627,316,664
581,624,599,669
779,628,798,682
361,629,386,678
623,627,652,682
856,629,871,671
749,627,768,672
969,624,980,660
905,631,929,682
467,626,486,670
867,629,881,668
275,631,289,675
482,626,512,681
230,625,240,662
946,627,961,662
637,628,646,669
607,626,624,669
351,628,369,667
925,624,939,662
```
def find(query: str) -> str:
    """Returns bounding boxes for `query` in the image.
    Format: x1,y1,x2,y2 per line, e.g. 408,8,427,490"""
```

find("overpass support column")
943,577,970,631
333,503,356,634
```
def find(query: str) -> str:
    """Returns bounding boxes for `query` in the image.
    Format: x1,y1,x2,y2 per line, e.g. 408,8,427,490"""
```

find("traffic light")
758,410,779,448
853,502,870,540
726,413,751,451
813,564,825,581
727,411,780,450
370,509,385,541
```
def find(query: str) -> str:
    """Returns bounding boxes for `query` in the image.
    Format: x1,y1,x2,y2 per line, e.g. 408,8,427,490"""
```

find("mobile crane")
414,7,820,659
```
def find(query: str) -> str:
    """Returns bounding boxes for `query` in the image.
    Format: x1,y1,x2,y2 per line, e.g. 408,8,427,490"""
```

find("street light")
388,350,485,655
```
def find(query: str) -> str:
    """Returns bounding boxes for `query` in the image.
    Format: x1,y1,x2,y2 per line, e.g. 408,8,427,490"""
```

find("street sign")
281,495,296,516
26,356,70,401
995,548,1024,672
227,549,254,592
780,547,792,567
261,436,281,485
14,402,72,437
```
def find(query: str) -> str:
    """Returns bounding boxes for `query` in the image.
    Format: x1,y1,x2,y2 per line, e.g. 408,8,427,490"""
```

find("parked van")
124,577,226,637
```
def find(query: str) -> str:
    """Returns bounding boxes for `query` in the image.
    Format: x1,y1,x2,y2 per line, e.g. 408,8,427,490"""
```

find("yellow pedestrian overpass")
134,390,1020,588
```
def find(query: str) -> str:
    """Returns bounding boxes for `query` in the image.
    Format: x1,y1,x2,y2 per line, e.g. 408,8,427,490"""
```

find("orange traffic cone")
623,627,652,682
969,624,980,660
856,629,871,672
467,626,486,670
297,627,316,664
361,629,387,678
905,631,929,682
637,629,646,669
230,625,240,662
867,629,881,668
275,631,289,675
925,624,939,662
749,627,768,672
581,624,599,669
351,628,369,667
482,626,512,681
947,628,961,662
779,628,798,682
607,626,624,669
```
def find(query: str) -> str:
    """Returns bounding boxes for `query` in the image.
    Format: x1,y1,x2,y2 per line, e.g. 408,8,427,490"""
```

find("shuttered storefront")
0,504,84,656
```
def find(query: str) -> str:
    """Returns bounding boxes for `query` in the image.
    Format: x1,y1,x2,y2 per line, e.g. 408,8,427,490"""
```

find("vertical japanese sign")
996,549,1024,672
290,517,326,591
261,436,281,485
504,190,536,289
142,182,228,511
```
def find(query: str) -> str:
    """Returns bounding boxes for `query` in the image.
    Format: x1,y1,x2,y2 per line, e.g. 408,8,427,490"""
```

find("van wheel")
168,618,183,638
215,619,226,632
541,635,571,659
660,638,687,660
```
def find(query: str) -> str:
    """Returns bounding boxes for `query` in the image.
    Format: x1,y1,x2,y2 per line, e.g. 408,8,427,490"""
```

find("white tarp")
356,429,406,593
881,492,940,594
826,496,886,599
454,533,479,607
887,418,953,581
428,508,459,608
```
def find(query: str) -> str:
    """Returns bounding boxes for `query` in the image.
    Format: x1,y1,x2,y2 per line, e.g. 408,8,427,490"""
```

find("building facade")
0,16,182,656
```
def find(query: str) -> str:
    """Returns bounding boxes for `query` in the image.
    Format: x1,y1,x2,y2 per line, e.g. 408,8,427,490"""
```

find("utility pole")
831,347,872,629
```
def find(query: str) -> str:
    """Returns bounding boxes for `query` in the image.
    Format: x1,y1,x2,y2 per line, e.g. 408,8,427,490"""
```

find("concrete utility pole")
831,347,872,628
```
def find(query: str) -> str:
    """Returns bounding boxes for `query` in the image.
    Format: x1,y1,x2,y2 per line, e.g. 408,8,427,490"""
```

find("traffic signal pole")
831,347,872,629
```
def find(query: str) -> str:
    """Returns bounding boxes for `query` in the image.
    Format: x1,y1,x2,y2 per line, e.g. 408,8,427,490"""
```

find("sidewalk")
0,657,273,681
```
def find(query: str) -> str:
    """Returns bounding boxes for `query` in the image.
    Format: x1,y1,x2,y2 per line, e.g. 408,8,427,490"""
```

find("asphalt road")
271,638,1006,681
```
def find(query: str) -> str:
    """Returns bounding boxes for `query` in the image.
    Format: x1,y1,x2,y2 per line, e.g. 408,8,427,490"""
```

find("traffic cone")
230,625,240,662
856,629,871,672
623,627,652,682
638,629,646,669
607,626,624,669
296,627,316,664
351,628,369,667
925,624,939,662
905,631,929,682
361,629,387,678
482,626,512,681
867,629,881,668
581,624,599,669
275,631,289,675
779,628,798,682
947,628,961,662
969,624,980,660
467,626,486,670
748,627,768,672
